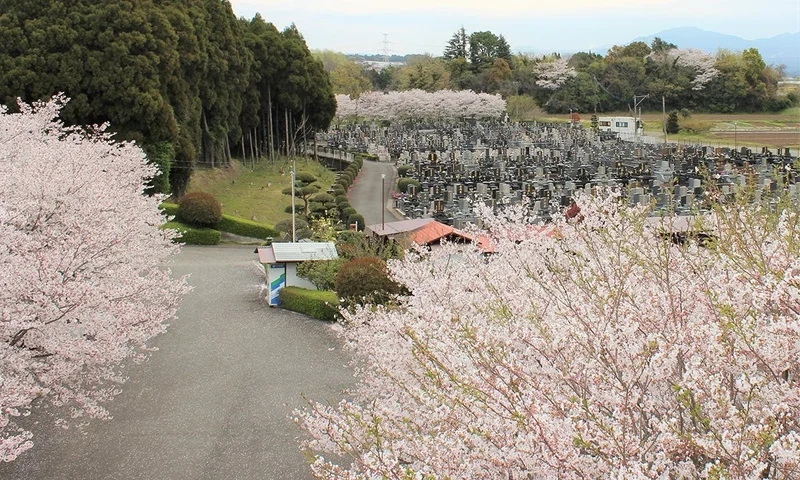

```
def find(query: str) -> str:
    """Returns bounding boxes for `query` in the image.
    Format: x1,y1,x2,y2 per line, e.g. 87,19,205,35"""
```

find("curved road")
0,246,353,480
348,160,404,229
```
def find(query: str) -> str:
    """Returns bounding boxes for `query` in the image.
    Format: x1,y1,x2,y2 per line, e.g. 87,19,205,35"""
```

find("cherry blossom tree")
0,96,189,462
648,48,720,91
333,90,507,121
535,57,577,90
298,188,800,479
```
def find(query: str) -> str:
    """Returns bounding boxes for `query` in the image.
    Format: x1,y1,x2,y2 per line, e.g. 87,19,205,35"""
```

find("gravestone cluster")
318,121,798,226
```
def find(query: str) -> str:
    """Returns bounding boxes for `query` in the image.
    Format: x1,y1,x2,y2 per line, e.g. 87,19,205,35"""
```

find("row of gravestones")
320,121,797,224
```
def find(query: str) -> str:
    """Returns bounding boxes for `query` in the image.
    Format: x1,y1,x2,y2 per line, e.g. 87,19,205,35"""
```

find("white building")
256,242,339,306
597,116,643,141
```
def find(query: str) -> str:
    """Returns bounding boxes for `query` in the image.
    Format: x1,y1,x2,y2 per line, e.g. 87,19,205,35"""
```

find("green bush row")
162,221,221,245
160,203,279,240
216,214,280,239
160,202,179,217
278,286,340,322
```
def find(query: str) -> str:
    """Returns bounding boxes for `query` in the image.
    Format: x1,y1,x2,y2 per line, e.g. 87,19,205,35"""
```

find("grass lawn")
186,156,336,226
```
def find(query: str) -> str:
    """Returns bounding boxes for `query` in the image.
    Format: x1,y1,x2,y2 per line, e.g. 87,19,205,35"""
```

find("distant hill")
631,27,799,75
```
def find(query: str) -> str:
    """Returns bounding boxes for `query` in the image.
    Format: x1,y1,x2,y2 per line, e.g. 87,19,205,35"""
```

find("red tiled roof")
411,221,455,246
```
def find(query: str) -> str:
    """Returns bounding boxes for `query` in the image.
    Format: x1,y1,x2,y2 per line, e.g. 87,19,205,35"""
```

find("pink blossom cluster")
648,48,720,91
534,57,578,90
0,97,189,462
298,191,800,478
335,90,507,121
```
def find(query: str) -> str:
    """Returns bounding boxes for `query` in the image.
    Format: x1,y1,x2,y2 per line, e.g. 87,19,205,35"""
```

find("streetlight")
734,122,737,152
290,169,296,242
381,173,386,231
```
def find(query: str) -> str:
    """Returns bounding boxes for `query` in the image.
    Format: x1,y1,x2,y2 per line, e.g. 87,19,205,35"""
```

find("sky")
229,0,800,55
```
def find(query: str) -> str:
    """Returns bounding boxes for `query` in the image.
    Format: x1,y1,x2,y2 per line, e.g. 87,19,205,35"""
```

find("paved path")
348,160,404,228
0,246,353,480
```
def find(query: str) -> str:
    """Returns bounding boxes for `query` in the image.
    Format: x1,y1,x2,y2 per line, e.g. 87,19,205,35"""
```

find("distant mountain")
632,27,799,76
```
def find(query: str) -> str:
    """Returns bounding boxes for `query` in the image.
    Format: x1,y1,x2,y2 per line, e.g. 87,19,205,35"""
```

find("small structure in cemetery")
367,218,491,251
256,242,339,306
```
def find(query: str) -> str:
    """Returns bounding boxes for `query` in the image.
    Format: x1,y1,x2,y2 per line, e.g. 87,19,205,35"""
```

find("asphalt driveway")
0,245,353,480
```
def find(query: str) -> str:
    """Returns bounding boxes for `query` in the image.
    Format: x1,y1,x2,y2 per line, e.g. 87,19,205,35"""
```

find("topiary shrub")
177,192,222,227
397,178,421,194
278,286,340,322
398,165,413,177
666,110,680,135
335,194,349,206
334,256,398,306
312,192,335,204
341,207,357,218
162,221,221,245
347,213,365,231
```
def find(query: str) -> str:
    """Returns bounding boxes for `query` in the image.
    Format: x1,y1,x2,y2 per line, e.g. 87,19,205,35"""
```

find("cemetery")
317,119,799,229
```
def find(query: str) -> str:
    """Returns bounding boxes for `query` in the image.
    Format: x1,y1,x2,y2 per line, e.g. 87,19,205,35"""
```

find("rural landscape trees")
329,28,791,118
299,190,800,478
0,97,189,462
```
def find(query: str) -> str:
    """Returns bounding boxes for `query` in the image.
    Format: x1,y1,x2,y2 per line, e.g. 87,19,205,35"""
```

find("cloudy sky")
229,0,799,55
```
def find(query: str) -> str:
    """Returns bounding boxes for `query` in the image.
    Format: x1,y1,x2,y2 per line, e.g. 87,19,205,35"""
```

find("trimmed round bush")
398,165,413,177
313,192,335,204
177,192,222,227
397,178,421,194
348,213,365,231
341,207,357,218
334,256,398,306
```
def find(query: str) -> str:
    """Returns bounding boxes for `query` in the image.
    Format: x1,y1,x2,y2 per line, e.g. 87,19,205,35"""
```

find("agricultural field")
516,103,799,150
185,157,336,225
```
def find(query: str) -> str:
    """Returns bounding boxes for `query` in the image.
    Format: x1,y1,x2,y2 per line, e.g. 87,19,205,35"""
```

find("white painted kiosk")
256,242,339,306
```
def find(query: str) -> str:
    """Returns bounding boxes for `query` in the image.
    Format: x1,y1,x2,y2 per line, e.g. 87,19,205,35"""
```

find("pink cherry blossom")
298,189,800,479
0,96,190,462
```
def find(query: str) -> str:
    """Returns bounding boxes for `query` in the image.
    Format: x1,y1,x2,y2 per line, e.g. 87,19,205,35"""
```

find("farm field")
523,105,800,150
185,157,336,226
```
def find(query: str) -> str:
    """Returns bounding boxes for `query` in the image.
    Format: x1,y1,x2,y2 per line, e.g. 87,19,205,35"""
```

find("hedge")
159,202,179,217
161,203,278,240
162,221,221,245
278,286,340,322
215,214,280,239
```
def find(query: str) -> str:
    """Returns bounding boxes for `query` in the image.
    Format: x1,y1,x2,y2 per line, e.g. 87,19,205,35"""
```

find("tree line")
321,28,793,117
0,0,335,196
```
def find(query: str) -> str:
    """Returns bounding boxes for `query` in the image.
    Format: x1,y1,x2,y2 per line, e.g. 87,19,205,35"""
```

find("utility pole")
291,168,296,243
633,94,649,143
662,96,667,145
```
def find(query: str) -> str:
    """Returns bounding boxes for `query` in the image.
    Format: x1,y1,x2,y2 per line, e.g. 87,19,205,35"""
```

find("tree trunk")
302,103,308,162
267,85,274,162
249,129,256,167
202,109,214,168
284,108,290,157
240,134,246,166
